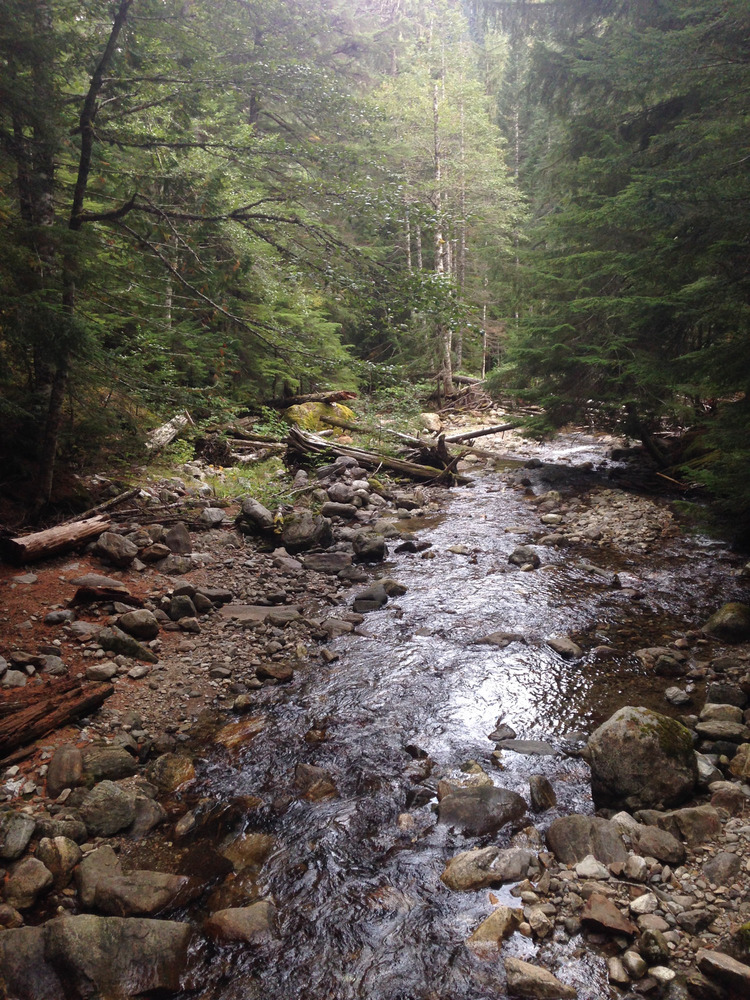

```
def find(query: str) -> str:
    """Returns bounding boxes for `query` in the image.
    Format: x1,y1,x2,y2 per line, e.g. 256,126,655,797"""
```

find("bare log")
287,427,469,485
145,411,192,452
442,422,521,444
0,681,114,758
452,375,484,385
267,390,357,409
1,514,111,565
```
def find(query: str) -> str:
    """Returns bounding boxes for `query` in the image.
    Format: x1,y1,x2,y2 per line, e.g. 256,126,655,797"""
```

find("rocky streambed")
1,428,750,1000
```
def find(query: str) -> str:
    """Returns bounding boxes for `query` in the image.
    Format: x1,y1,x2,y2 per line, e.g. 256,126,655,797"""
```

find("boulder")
468,906,523,944
437,785,526,837
36,837,82,890
76,846,122,908
4,857,54,909
95,531,138,568
703,603,750,643
504,957,577,999
697,949,750,994
236,497,275,535
0,810,36,861
97,626,158,663
165,522,192,554
93,870,190,917
632,824,685,864
352,530,387,562
44,914,193,996
441,847,534,891
117,609,160,641
281,511,332,554
0,926,64,1000
148,754,196,792
545,815,628,866
587,706,697,809
82,745,139,783
78,781,137,837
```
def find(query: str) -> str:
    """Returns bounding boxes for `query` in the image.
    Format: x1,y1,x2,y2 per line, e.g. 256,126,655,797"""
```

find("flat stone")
582,893,637,936
437,785,526,837
546,635,583,659
697,949,750,993
94,870,190,917
219,604,302,623
496,739,557,756
696,719,750,743
441,847,534,891
468,905,523,944
204,900,276,943
504,956,577,998
475,632,526,648
546,815,628,865
302,552,353,574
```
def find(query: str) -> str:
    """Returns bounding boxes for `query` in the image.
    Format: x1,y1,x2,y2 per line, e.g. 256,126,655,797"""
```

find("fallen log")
70,586,144,608
287,427,470,485
145,411,192,452
267,390,357,409
443,422,521,444
0,681,114,758
317,413,424,446
59,487,140,525
0,677,79,716
1,514,111,565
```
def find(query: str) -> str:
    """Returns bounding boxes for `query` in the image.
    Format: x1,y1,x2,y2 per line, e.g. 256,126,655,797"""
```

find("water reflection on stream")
188,451,743,1000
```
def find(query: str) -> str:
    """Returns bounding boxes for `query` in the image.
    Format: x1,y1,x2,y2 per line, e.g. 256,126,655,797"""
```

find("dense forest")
1,0,748,518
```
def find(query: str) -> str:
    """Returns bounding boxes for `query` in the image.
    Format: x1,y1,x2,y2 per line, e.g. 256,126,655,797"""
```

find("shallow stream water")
176,440,745,1000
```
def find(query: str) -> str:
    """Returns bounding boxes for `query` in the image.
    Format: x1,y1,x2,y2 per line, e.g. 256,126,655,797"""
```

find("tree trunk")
2,514,111,565
0,681,114,759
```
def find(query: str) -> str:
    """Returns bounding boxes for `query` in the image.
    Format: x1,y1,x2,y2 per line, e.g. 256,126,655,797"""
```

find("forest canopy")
1,0,748,515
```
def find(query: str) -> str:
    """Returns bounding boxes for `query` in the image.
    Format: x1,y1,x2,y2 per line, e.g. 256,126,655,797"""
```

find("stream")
175,436,745,1000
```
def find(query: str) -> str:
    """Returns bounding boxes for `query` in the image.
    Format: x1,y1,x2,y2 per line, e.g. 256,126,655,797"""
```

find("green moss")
638,711,693,760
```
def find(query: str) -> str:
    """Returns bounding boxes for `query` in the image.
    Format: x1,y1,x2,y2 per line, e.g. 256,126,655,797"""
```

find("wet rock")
468,905,523,944
0,925,64,1000
94,870,190,917
44,914,193,996
529,775,557,812
165,521,192,553
118,609,160,641
546,635,582,659
508,546,541,569
236,497,275,535
441,847,534,891
352,530,387,562
545,815,628,865
98,626,158,663
129,796,168,840
222,833,275,872
703,603,750,643
36,837,82,890
294,763,337,801
0,810,36,860
352,583,388,613
587,706,697,809
437,785,526,837
4,856,54,909
204,900,276,943
79,780,137,836
476,632,526,649
148,754,196,792
76,846,122,907
635,647,688,677
82,745,139,783
504,956,577,998
639,928,671,964
282,511,333,553
496,739,557,756
95,531,139,567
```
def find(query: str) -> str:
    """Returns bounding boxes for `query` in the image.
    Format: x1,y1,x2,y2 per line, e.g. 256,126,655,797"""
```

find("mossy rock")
704,602,750,643
283,402,355,431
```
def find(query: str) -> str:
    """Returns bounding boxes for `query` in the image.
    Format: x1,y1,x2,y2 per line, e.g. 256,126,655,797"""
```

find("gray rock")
504,956,576,998
302,551,353,574
696,719,750,743
198,586,233,606
282,511,333,553
665,686,691,706
508,545,541,568
587,706,697,809
4,856,54,909
82,745,138,783
44,609,76,625
476,632,526,649
40,654,67,675
352,583,388,613
95,531,139,567
86,661,118,681
79,781,137,836
117,609,160,640
200,507,226,526
44,914,193,996
236,497,275,534
36,814,88,844
632,824,685,864
321,501,358,519
2,670,27,688
352,530,387,562
707,681,747,707
98,626,158,663
546,815,628,865
76,846,122,908
0,811,36,860
696,753,723,787
168,594,197,621
437,785,526,837
129,797,167,840
0,925,64,1000
496,739,557,756
703,851,742,885
165,521,192,554
546,636,583,659
327,482,355,503
697,949,750,994
94,870,190,917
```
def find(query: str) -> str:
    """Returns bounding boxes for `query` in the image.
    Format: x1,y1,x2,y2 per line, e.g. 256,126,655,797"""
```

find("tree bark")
0,681,114,759
2,514,111,565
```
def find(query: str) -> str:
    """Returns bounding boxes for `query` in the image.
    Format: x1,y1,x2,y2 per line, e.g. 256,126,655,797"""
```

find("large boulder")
94,532,138,568
281,511,332,554
437,785,526,837
704,603,750,643
44,914,193,996
235,497,275,535
78,781,137,837
587,706,697,809
546,815,628,866
0,926,64,1000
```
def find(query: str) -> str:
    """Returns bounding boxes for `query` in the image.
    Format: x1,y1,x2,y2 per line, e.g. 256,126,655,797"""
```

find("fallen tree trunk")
287,427,469,485
267,390,357,409
443,422,521,444
1,514,111,565
0,680,114,759
317,413,423,446
145,411,192,452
